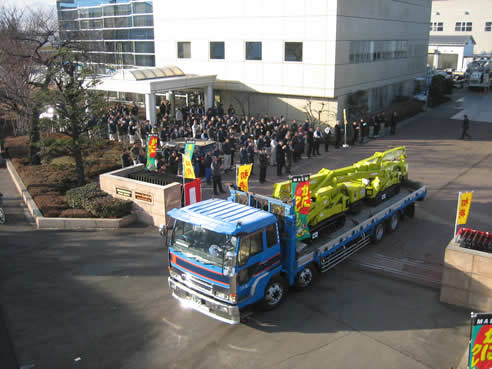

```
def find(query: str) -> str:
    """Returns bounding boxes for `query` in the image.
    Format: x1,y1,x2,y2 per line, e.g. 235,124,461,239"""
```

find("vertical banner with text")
291,174,312,241
469,313,492,369
184,140,195,159
237,164,252,192
182,154,195,179
146,134,159,171
454,191,473,239
184,178,201,205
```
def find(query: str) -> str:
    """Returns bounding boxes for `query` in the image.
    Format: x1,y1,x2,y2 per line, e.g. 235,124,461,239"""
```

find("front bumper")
168,277,240,325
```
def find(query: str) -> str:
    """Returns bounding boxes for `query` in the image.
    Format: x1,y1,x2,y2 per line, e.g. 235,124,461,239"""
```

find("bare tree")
0,5,58,163
304,98,337,128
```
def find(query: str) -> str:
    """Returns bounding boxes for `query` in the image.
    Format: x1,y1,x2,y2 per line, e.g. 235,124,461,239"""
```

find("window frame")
177,41,191,59
238,231,264,267
266,224,279,248
284,42,303,62
485,22,492,32
210,41,225,60
245,41,262,61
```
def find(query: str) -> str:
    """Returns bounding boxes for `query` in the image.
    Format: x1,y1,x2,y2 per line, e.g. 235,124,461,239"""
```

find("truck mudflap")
168,277,240,325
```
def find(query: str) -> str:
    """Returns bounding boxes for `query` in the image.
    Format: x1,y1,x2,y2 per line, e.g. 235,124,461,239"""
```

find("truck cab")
167,198,285,324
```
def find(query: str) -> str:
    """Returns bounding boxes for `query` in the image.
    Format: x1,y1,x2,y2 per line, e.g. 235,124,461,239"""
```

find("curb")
6,159,136,230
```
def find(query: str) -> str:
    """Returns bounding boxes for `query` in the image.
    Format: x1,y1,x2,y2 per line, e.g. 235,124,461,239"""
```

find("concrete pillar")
145,93,156,125
168,91,175,119
433,51,439,69
204,84,213,109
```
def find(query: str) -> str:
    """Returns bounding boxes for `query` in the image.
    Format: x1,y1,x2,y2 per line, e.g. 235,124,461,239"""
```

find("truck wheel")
295,264,318,289
386,212,400,233
371,222,385,243
261,276,287,311
404,203,415,218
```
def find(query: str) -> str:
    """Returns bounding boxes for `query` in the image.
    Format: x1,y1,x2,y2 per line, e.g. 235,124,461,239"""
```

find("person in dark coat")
285,141,293,174
334,121,341,148
239,145,249,165
276,140,285,176
306,127,314,158
461,114,471,139
259,147,269,183
204,151,212,184
323,126,331,152
211,156,226,195
390,112,398,135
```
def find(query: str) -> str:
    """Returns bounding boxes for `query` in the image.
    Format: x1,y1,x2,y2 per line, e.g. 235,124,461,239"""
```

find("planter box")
440,240,492,311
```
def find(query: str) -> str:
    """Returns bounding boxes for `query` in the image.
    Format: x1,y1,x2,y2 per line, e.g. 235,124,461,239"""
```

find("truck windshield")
171,220,236,267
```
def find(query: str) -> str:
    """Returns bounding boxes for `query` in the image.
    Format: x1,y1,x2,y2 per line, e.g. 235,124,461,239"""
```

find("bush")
429,75,453,107
65,182,103,209
84,196,133,218
59,209,92,218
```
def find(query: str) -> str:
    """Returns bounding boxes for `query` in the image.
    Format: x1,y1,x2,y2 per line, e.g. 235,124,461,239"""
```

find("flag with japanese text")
184,141,195,159
469,313,492,369
291,174,312,241
182,154,195,179
457,192,473,225
237,164,252,192
146,134,159,171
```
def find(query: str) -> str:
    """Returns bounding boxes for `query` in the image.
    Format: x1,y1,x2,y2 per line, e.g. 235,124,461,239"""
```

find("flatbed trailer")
165,180,426,324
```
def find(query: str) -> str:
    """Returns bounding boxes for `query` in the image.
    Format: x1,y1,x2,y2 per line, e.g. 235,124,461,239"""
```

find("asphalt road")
1,88,491,369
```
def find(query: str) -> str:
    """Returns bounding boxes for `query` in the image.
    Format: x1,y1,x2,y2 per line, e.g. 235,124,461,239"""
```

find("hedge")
66,182,132,218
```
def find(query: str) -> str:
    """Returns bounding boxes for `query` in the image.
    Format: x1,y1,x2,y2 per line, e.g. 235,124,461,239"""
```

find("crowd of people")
110,100,399,191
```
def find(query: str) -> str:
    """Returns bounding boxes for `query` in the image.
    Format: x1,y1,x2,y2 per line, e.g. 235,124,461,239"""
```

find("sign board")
469,313,492,369
135,191,153,203
291,174,312,241
184,178,202,206
115,187,132,198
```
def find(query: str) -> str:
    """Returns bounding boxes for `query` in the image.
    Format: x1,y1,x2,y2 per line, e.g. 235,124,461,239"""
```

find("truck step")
320,234,371,272
349,253,442,289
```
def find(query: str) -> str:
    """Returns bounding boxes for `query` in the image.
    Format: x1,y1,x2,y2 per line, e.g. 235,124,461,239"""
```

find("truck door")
236,224,280,301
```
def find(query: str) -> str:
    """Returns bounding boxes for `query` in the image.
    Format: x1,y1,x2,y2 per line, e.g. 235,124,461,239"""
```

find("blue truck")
164,180,426,324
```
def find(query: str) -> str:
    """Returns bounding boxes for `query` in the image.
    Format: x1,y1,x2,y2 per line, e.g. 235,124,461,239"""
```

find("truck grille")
174,270,214,294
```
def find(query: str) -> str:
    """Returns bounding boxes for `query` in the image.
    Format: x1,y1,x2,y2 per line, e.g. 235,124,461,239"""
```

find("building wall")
430,0,492,54
152,0,430,120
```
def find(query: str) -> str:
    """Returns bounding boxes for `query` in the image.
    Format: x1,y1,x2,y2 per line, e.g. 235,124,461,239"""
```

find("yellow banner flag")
457,192,473,225
182,154,195,179
237,164,252,192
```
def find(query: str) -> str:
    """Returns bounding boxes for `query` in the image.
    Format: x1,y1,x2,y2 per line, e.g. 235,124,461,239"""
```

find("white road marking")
162,317,182,330
227,344,258,353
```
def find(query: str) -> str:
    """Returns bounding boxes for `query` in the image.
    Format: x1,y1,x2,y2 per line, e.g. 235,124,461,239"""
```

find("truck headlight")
214,290,229,300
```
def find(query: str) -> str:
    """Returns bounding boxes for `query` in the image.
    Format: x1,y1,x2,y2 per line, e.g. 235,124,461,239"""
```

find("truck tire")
404,203,415,218
295,264,318,289
371,222,385,243
260,276,287,311
386,212,400,233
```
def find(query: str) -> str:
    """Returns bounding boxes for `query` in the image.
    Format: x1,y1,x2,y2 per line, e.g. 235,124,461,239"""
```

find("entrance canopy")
91,66,216,124
92,66,216,95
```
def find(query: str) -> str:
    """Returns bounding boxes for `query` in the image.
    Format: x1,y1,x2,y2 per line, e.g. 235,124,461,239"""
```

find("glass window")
246,41,262,60
104,41,115,52
285,42,302,62
115,17,132,28
115,41,133,53
130,28,153,40
135,41,154,53
59,10,78,21
430,22,443,31
132,2,153,14
135,54,155,67
266,224,278,247
177,42,191,58
210,41,225,59
456,22,472,31
238,232,263,266
133,15,153,27
486,22,492,32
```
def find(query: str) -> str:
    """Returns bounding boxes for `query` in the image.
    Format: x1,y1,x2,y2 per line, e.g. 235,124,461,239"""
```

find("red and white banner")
184,178,202,206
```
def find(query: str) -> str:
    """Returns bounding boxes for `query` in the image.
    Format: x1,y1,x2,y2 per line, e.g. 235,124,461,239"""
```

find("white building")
428,35,475,71
153,0,431,122
430,0,492,56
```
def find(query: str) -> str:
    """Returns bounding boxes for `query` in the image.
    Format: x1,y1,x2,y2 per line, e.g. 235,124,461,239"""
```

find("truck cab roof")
167,198,277,235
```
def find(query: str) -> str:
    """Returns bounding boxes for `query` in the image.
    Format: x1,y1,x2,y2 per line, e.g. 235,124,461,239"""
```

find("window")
238,232,263,266
266,224,278,248
132,2,153,14
455,22,472,31
430,22,443,31
285,42,303,62
246,41,262,60
486,22,492,32
135,41,154,53
210,41,225,59
178,41,191,58
135,55,155,67
133,15,153,27
349,40,408,64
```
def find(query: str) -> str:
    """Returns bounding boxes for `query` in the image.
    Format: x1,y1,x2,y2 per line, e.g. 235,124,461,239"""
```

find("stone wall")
440,240,492,311
100,165,181,227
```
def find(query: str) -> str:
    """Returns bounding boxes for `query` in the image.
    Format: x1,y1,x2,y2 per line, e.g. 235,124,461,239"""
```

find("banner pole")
236,164,238,189
454,192,461,242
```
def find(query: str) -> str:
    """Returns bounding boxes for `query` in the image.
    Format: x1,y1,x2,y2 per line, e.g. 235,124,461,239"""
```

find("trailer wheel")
404,203,415,218
371,222,385,243
261,276,287,311
386,212,400,233
295,264,318,289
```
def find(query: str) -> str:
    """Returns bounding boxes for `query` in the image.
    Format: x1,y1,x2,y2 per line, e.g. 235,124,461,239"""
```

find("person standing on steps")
461,114,471,140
